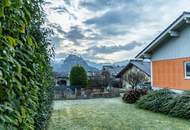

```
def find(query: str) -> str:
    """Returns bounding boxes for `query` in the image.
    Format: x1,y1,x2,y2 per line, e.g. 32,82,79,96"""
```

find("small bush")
122,89,147,104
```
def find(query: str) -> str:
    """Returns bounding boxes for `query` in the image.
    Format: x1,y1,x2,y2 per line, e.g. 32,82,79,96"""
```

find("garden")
48,98,190,130
49,65,190,130
1,1,190,130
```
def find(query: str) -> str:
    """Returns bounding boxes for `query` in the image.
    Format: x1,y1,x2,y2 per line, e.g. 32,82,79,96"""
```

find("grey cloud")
51,6,68,13
84,8,139,37
44,1,52,5
51,36,65,48
84,9,141,27
49,23,66,34
87,41,142,54
80,0,113,11
100,25,129,36
64,0,72,6
82,53,108,61
50,5,77,19
65,26,85,44
80,0,136,11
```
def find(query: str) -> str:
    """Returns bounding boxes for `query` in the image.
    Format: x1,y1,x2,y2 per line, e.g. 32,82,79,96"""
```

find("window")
185,62,190,79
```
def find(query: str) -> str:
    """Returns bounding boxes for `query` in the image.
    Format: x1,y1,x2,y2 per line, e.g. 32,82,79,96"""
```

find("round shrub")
122,89,147,104
70,65,88,87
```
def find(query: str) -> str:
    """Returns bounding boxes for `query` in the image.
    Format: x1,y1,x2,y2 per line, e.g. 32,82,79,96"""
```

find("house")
102,65,124,78
99,65,124,88
136,12,190,90
54,73,70,86
116,59,151,88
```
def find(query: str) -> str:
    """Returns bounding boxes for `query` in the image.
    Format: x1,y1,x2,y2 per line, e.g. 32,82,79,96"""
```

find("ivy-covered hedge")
0,0,54,130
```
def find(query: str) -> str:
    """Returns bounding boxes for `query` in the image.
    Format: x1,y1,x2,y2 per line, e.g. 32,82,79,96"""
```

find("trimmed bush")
169,95,190,119
183,90,190,95
0,1,54,130
70,65,88,87
137,89,190,119
137,89,175,113
122,89,147,104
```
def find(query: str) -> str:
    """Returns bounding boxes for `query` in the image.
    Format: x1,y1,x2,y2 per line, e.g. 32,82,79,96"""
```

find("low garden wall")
54,86,120,100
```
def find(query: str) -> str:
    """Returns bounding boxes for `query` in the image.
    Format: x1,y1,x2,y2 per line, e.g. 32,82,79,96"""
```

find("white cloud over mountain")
45,0,190,63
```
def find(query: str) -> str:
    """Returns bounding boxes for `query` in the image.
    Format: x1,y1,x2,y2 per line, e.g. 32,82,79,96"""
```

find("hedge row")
137,89,190,119
0,0,54,130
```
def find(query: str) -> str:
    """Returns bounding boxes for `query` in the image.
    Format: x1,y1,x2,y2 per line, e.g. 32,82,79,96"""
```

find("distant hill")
53,54,98,75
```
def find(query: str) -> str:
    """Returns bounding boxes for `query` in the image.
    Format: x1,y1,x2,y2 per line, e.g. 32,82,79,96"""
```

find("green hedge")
137,89,190,119
0,0,54,130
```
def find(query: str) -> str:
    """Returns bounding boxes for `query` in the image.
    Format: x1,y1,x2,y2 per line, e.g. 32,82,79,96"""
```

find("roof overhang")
136,12,190,59
116,60,151,78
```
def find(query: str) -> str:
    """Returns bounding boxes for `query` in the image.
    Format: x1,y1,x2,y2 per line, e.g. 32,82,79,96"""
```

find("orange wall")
152,57,190,90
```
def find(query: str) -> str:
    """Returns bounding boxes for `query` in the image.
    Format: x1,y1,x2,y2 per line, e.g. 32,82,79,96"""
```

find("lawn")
48,98,190,130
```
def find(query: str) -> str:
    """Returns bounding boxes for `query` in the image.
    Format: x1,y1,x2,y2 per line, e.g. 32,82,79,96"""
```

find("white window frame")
184,61,190,79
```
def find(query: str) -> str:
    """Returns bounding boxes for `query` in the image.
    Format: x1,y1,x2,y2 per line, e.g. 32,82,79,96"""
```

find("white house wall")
151,25,190,61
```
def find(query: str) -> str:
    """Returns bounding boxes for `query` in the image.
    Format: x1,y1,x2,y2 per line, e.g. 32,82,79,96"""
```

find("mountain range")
52,54,129,74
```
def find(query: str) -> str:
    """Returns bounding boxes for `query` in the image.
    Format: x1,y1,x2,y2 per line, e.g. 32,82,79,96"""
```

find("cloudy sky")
45,0,190,63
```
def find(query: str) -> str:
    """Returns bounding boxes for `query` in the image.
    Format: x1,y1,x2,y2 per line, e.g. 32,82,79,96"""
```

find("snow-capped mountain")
53,54,97,74
52,54,129,75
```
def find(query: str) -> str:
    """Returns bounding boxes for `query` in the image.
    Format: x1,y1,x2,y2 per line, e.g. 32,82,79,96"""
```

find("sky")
44,0,190,63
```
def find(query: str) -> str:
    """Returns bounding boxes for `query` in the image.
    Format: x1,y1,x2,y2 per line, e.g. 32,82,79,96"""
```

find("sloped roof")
136,12,190,58
103,65,124,77
116,60,151,78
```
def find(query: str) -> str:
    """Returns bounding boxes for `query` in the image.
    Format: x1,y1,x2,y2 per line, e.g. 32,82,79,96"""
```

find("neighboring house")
101,65,124,87
102,65,124,78
136,12,190,90
54,73,70,86
87,70,100,79
116,59,151,88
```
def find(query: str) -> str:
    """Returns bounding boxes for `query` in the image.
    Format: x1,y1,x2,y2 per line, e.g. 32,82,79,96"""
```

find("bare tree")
125,70,148,89
101,70,111,87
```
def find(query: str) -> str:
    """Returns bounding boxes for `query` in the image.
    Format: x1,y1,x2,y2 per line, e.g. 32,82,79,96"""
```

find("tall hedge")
0,0,54,130
70,65,88,87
